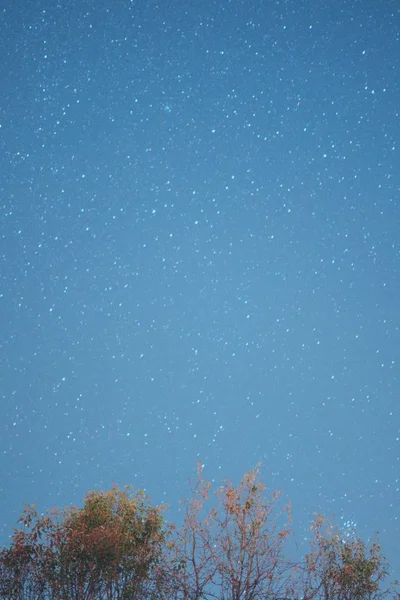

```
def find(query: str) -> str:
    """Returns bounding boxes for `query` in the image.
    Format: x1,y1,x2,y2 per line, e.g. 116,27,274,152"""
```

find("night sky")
1,0,399,579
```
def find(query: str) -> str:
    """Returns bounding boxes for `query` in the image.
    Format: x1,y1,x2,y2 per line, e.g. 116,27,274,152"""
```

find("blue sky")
1,0,399,579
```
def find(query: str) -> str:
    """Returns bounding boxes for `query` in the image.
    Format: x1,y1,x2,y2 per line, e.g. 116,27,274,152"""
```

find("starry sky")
1,0,399,579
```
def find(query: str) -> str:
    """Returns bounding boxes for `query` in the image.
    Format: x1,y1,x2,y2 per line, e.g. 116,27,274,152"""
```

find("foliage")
0,469,398,600
0,486,167,600
157,462,296,600
298,514,397,600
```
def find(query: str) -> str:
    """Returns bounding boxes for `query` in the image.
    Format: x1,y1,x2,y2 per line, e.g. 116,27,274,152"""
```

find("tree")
1,469,398,600
159,463,296,600
0,486,168,600
298,514,397,600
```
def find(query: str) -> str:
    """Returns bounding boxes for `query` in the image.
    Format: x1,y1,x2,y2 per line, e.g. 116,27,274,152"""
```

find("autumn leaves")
0,464,396,599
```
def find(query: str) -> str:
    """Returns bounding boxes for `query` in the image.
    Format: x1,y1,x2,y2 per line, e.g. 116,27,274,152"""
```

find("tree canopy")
1,464,398,600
